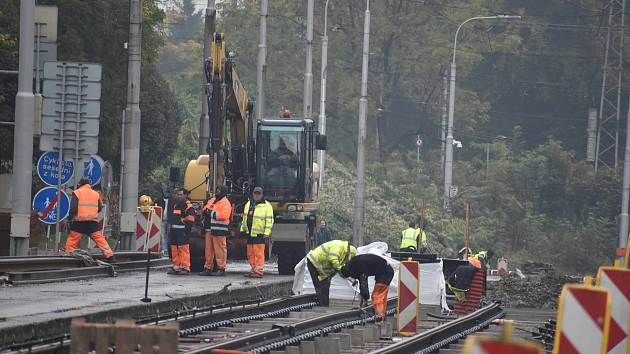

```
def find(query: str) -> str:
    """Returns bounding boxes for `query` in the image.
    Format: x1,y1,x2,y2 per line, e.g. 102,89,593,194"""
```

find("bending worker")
340,253,394,323
240,186,274,278
400,221,426,252
200,185,232,276
168,188,195,275
306,240,357,306
65,178,114,260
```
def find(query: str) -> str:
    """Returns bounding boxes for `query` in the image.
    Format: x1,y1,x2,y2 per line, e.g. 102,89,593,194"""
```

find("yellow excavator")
183,33,326,275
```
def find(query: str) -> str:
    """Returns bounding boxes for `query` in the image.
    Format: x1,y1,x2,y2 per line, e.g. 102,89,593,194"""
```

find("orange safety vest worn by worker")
65,184,113,258
73,184,100,221
468,257,482,268
202,195,232,272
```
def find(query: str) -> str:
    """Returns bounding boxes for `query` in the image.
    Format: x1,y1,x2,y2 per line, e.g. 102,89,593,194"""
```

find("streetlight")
443,15,521,209
352,0,370,247
318,0,332,188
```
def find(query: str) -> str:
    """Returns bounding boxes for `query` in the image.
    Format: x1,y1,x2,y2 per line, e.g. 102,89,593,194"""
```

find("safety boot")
167,268,180,275
199,269,214,276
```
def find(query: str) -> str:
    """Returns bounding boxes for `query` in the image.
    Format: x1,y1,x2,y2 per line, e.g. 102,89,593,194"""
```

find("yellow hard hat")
139,195,153,207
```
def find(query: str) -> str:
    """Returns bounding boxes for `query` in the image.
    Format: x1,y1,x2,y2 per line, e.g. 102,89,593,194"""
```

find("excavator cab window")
257,126,305,201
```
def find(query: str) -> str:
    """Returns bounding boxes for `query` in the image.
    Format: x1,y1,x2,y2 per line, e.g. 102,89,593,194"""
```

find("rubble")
486,268,580,309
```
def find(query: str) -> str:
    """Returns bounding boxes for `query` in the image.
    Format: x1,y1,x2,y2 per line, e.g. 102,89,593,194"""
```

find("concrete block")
314,336,341,354
300,340,316,354
344,328,366,346
362,325,378,341
380,322,393,338
328,333,352,350
285,345,301,354
269,351,285,354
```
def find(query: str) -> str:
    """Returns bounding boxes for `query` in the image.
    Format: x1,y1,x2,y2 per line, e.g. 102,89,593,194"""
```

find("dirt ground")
486,263,580,308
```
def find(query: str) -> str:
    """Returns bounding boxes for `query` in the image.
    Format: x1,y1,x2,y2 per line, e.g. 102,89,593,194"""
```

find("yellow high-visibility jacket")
400,227,427,249
307,240,357,281
240,200,274,237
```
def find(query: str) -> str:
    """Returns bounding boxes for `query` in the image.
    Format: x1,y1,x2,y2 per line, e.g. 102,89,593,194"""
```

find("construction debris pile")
486,263,580,308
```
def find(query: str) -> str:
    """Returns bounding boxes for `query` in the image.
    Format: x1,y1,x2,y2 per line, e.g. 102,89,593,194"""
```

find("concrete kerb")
0,280,293,348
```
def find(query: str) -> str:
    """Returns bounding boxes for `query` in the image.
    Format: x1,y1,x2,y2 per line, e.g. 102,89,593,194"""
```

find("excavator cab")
256,118,325,274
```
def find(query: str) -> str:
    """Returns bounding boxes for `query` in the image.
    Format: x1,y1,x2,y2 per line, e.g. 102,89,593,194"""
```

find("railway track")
1,294,556,354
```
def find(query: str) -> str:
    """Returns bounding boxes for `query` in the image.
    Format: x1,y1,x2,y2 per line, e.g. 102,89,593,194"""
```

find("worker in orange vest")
199,185,232,276
65,178,114,260
167,188,195,275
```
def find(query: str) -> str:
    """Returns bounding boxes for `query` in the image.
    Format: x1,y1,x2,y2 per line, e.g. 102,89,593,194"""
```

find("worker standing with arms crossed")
167,188,195,275
65,178,114,260
340,253,394,323
306,240,357,306
200,185,232,276
240,186,274,278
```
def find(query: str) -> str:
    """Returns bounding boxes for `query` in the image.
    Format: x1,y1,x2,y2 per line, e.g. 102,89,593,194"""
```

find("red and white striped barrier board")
397,260,420,336
597,267,630,354
553,284,611,354
135,207,163,252
463,337,543,354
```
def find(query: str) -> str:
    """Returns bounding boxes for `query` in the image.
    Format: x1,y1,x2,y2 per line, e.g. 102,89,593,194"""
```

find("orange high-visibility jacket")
203,196,232,236
73,184,100,221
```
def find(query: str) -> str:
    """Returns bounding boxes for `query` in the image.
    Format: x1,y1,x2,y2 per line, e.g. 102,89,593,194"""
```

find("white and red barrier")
135,207,163,252
463,335,543,354
553,283,611,354
397,260,420,336
597,267,630,354
497,257,508,276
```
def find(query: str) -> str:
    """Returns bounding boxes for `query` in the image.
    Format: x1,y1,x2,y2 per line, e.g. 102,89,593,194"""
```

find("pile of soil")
486,269,579,309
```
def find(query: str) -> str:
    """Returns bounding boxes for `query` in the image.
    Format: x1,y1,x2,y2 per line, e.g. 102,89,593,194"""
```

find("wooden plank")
114,320,137,354
157,323,179,354
70,319,90,354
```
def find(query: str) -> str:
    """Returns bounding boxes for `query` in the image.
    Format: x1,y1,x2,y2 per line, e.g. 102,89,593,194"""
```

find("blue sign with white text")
37,151,74,186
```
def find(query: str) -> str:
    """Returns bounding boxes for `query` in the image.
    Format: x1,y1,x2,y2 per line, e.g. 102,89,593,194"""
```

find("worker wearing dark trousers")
340,254,394,323
306,240,357,306
65,178,114,260
168,188,195,275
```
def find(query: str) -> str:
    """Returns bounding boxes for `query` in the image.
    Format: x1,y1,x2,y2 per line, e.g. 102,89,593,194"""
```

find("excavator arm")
204,33,255,199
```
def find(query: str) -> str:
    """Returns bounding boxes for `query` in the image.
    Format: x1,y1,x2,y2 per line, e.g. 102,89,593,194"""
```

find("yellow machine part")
184,155,214,202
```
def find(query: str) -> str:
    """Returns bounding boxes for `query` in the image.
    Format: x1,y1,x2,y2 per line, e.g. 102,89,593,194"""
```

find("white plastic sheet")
292,242,450,311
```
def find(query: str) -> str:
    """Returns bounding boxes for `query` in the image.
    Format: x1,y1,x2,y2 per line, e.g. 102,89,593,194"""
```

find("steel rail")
185,298,398,354
370,302,505,354
0,294,318,354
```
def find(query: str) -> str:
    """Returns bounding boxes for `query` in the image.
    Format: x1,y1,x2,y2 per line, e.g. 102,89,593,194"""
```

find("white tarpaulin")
292,242,450,311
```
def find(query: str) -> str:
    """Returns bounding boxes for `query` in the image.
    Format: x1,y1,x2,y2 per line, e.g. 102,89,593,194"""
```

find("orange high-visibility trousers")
170,244,191,271
246,244,265,275
65,230,114,258
372,283,389,318
204,232,227,270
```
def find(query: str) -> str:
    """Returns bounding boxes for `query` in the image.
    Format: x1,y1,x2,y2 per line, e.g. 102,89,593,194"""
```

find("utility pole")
303,0,314,119
595,0,625,171
255,0,268,121
440,75,447,173
198,0,216,155
10,0,36,256
318,0,332,188
120,0,143,250
618,95,630,264
352,0,370,247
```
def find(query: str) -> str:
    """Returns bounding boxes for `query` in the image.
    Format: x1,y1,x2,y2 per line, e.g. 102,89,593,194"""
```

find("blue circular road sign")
37,151,74,186
32,187,70,224
82,155,104,186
